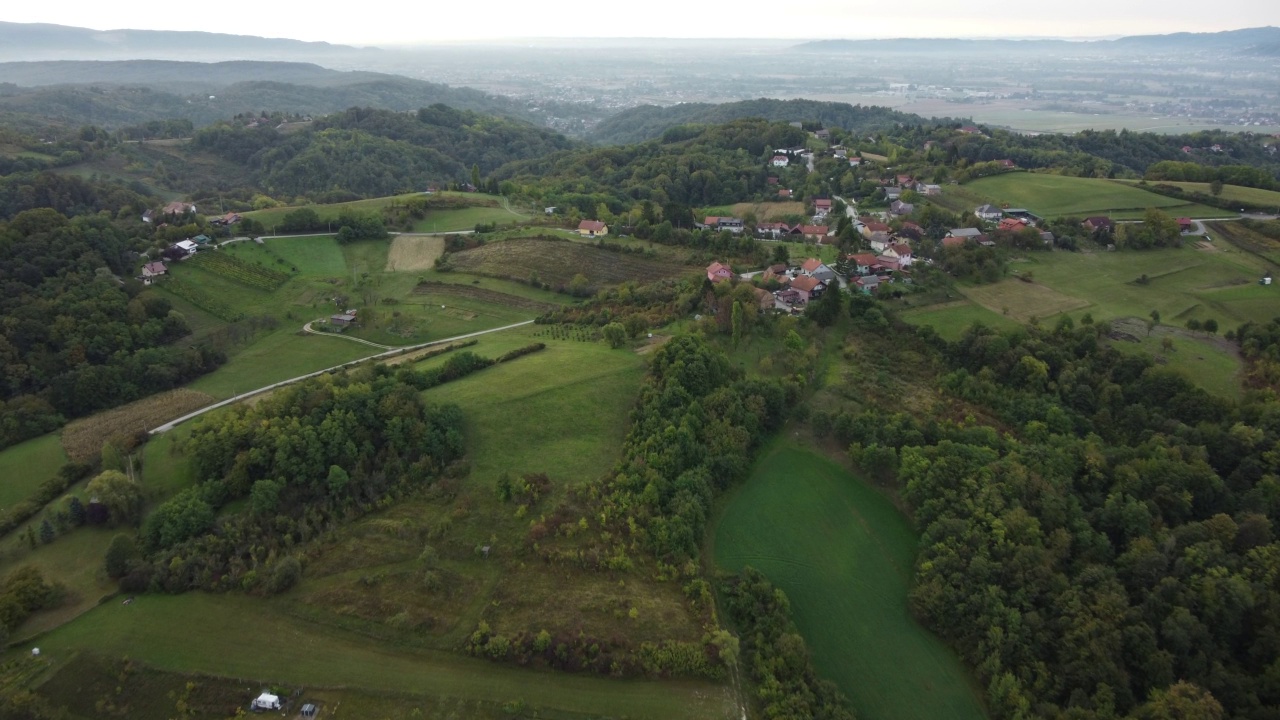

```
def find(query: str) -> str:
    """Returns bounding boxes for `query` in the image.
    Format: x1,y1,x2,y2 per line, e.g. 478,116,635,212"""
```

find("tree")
623,314,648,339
471,164,481,190
104,534,138,578
265,556,302,595
1210,178,1224,196
38,520,53,545
1186,318,1202,333
100,442,125,472
85,470,144,526
569,273,590,297
1135,681,1224,720
772,244,790,265
731,302,745,346
1148,309,1161,336
602,322,627,349
67,497,86,527
327,466,350,496
1203,318,1219,335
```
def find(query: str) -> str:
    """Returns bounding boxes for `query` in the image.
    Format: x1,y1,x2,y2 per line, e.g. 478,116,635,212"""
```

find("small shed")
251,693,280,711
301,703,318,717
329,313,357,327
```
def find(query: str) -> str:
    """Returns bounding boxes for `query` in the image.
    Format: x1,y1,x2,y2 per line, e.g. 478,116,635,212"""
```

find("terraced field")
448,237,691,287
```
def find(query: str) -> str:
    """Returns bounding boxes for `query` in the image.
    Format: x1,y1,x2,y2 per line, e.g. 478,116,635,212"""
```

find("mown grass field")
242,192,496,226
960,174,1228,219
1117,180,1280,211
898,300,1021,340
23,593,734,720
714,442,987,720
960,278,1091,322
0,433,66,510
385,234,445,271
1,525,121,640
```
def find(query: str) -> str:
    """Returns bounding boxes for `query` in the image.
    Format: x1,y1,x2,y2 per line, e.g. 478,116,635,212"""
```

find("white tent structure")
252,692,281,711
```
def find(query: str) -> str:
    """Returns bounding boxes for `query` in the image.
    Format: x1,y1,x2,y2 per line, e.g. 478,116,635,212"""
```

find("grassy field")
1117,181,1280,211
260,235,347,276
409,206,524,233
898,300,1021,340
0,433,67,511
185,329,377,399
1107,320,1244,400
1,525,121,640
23,593,734,720
960,278,1091,322
243,192,496,225
700,201,807,221
714,442,987,720
448,237,693,287
960,174,1230,219
60,389,214,462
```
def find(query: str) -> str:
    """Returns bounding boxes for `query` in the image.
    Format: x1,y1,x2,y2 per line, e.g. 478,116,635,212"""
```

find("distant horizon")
0,7,1276,47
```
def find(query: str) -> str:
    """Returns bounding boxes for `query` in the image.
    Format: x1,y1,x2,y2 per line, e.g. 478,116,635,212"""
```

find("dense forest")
191,105,575,197
0,207,221,448
588,98,941,145
496,118,808,218
127,366,466,594
819,306,1280,719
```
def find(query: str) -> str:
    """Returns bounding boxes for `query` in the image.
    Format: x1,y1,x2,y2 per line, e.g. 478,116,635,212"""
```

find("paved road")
149,320,536,434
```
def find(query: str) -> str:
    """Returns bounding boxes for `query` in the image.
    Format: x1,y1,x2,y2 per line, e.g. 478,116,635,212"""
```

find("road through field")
149,320,534,433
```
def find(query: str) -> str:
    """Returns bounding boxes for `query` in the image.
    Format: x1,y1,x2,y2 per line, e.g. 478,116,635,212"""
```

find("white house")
881,243,914,267
252,693,281,711
771,155,790,167
975,204,1003,222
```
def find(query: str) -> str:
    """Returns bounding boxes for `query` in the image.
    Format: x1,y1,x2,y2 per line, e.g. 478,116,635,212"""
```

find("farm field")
0,433,66,510
60,389,214,462
700,201,807,221
385,234,445,271
185,328,377,399
23,593,735,720
714,442,987,720
959,174,1230,219
243,192,494,226
447,237,693,287
408,205,525,233
898,299,1020,340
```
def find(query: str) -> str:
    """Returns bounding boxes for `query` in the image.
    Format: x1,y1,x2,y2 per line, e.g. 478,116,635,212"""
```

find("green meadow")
961,174,1228,219
714,442,987,720
0,433,67,510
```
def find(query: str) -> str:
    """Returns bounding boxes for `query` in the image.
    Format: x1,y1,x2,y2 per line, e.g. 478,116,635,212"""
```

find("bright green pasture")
262,234,347,276
899,300,1020,340
23,593,734,720
1117,181,1280,211
714,443,988,720
185,329,377,399
1021,245,1274,329
963,174,1227,219
0,433,67,510
409,206,525,233
1111,329,1243,401
423,331,645,489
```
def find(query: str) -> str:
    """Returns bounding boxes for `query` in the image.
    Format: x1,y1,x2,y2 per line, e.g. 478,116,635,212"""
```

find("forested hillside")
496,118,807,218
0,208,221,448
191,105,576,197
589,98,941,145
0,75,545,132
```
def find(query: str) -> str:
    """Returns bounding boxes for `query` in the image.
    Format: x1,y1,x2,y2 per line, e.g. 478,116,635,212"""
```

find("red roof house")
707,262,734,283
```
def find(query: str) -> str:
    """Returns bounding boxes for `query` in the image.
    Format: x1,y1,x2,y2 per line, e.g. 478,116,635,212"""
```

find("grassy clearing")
409,206,523,233
0,524,120,640
898,300,1021,340
959,278,1091,323
385,234,445,271
714,442,987,720
24,593,734,720
700,201,807,220
0,434,66,511
60,389,214,463
962,174,1227,219
264,235,347,276
1107,321,1244,400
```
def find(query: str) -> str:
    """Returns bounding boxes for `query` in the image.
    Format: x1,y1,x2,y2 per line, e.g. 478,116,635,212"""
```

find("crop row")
191,252,291,290
163,278,245,321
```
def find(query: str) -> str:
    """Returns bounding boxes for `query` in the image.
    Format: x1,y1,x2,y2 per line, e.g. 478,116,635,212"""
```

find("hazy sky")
2,1,1274,45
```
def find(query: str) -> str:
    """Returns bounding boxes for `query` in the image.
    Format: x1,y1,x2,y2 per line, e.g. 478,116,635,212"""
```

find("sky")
2,1,1275,45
